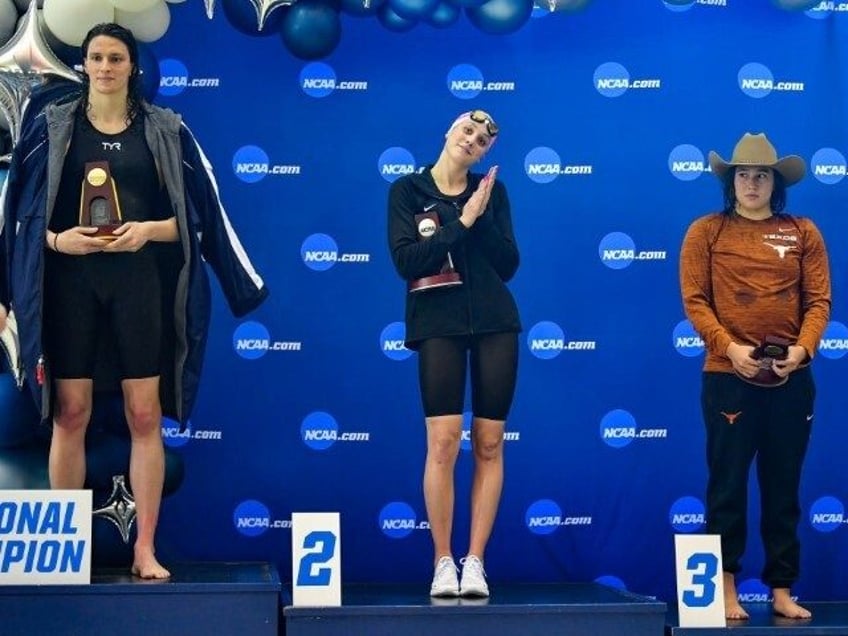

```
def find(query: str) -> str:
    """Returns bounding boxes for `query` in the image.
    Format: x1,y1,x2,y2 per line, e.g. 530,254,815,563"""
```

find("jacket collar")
44,96,183,135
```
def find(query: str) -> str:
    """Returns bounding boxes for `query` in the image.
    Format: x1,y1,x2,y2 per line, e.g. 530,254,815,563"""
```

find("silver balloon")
93,475,137,544
0,0,79,161
538,0,591,12
250,0,294,30
205,0,216,18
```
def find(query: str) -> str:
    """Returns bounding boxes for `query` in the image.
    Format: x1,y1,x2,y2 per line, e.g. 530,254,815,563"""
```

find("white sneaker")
459,555,489,597
430,556,460,597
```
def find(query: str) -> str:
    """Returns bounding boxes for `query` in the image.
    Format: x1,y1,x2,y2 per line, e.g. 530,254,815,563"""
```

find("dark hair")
721,166,787,214
80,23,143,122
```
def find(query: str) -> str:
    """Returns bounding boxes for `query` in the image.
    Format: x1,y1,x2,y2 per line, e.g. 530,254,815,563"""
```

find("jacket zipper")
451,200,475,336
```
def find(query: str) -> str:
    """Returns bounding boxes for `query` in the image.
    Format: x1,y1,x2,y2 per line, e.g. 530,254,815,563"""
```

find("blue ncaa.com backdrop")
18,0,848,603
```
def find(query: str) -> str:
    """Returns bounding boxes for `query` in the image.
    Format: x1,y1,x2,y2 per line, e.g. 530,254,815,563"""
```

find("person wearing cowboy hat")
679,132,831,620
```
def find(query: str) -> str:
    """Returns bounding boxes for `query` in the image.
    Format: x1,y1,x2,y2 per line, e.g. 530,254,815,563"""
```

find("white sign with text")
291,512,341,606
0,490,92,585
674,534,725,627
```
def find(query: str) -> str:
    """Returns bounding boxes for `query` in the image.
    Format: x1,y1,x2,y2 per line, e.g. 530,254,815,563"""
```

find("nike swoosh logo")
806,414,814,421
778,227,795,233
424,203,437,212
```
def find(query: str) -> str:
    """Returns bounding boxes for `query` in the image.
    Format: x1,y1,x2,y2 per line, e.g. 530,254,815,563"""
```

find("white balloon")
43,0,114,47
0,0,19,45
114,1,169,43
108,0,159,11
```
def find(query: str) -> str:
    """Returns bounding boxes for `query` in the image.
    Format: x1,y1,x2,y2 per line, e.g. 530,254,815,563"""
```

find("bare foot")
723,572,749,620
131,546,171,580
772,588,811,619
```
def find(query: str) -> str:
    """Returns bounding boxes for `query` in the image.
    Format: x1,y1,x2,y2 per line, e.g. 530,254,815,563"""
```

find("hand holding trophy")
736,335,791,387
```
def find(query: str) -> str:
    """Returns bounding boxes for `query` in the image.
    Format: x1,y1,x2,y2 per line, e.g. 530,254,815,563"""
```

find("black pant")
417,333,518,420
701,369,814,588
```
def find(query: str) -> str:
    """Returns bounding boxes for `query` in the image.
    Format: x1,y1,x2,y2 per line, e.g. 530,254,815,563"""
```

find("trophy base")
408,272,462,293
91,224,121,240
735,369,788,388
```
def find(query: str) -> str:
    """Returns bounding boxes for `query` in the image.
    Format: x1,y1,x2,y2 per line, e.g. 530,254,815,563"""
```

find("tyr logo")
101,142,121,151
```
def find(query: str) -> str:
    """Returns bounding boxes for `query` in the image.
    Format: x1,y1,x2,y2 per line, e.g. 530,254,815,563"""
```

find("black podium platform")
283,581,667,636
666,601,848,635
0,561,281,636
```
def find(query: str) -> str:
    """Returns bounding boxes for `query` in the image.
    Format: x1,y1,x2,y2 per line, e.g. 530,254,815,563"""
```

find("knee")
54,401,91,434
472,435,503,462
125,403,161,436
429,433,461,463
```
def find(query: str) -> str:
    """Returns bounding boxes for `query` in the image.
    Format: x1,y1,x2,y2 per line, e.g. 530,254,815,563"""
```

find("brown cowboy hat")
708,132,805,186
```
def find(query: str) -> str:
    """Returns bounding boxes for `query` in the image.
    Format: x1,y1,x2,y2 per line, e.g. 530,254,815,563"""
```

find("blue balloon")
222,0,288,36
91,516,134,567
466,0,533,34
427,1,461,26
0,372,40,449
377,3,418,30
281,0,342,60
85,394,185,495
340,0,387,17
388,0,439,19
137,43,161,104
446,0,488,7
0,446,50,489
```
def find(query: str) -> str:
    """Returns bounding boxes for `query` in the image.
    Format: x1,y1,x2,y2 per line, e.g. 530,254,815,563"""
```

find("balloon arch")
0,0,825,75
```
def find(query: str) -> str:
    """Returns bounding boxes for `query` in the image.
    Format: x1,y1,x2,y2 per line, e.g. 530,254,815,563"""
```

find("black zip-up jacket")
388,168,521,349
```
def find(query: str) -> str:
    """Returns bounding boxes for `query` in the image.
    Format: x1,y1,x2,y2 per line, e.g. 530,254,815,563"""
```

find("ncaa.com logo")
818,321,848,359
301,233,370,271
161,416,222,448
527,321,596,359
158,58,220,97
600,409,668,449
668,144,710,181
594,62,661,98
232,145,301,183
662,0,727,10
379,501,429,539
669,496,706,533
299,62,368,98
810,496,847,533
737,579,774,603
598,232,667,269
378,147,417,183
811,148,847,185
525,499,592,536
673,320,704,357
233,499,291,537
301,411,370,451
806,2,848,18
738,63,805,99
232,321,302,359
446,64,516,99
380,322,413,361
524,147,593,184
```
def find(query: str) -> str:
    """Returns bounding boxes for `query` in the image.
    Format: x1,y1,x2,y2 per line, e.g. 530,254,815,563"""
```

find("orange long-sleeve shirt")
680,212,831,373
